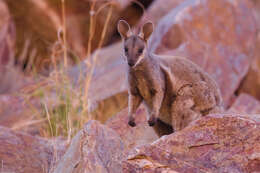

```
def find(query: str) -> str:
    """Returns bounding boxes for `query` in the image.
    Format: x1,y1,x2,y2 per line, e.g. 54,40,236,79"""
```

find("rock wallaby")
117,20,223,131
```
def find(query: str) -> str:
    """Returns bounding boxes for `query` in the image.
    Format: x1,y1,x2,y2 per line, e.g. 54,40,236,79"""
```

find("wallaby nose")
128,61,135,67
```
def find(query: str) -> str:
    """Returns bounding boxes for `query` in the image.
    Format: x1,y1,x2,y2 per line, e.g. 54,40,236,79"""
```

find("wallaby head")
117,20,154,67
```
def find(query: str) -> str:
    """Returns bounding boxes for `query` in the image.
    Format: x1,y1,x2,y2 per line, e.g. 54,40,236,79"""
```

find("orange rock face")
123,114,260,172
150,0,257,107
0,126,66,173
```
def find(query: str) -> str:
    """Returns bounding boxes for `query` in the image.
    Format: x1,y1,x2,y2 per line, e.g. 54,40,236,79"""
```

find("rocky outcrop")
0,126,66,173
149,0,257,107
52,120,125,173
123,113,260,172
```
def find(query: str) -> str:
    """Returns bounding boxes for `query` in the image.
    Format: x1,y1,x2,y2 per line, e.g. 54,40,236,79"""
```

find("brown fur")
118,20,223,131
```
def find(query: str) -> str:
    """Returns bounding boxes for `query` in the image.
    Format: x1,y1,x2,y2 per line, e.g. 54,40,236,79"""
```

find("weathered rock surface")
229,93,260,114
52,120,125,173
0,126,66,173
123,113,260,172
106,106,159,152
150,0,257,107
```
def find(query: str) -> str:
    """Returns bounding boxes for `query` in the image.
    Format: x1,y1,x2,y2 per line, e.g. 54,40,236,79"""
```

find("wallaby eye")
124,47,128,53
138,48,143,54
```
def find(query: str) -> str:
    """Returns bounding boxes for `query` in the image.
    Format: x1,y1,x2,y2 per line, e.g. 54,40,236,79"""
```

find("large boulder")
149,0,257,107
52,120,125,173
123,113,260,172
0,126,66,173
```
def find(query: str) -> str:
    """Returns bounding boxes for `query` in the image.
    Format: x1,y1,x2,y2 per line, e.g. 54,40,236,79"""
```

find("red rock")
52,120,125,173
0,126,66,173
106,106,159,151
123,113,260,172
228,93,260,114
149,0,257,107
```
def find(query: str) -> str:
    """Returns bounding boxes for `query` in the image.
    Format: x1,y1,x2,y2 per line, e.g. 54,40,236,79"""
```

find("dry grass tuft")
21,0,117,140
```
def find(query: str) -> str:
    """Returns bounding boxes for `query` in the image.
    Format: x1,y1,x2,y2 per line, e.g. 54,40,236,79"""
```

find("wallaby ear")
140,21,154,41
117,20,130,40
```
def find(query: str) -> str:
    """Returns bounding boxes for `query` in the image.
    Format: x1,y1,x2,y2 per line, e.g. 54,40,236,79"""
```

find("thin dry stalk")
44,103,54,137
61,0,68,68
86,1,97,58
82,2,114,117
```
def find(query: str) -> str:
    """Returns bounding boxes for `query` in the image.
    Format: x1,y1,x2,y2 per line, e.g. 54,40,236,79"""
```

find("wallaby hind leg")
128,94,143,127
171,85,201,131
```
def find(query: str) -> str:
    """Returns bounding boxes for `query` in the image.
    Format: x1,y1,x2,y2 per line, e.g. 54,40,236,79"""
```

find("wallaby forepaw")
128,120,136,127
148,117,157,126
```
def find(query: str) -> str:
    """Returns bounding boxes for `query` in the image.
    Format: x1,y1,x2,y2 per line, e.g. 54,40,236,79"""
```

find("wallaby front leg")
147,89,164,126
128,94,142,127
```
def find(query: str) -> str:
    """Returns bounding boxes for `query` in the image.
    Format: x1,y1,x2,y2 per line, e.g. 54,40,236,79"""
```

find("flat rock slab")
229,93,260,114
0,126,65,173
53,120,125,173
123,114,260,172
150,0,257,107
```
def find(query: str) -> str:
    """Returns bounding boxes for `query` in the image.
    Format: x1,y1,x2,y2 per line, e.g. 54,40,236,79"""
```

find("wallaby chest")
129,64,164,102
